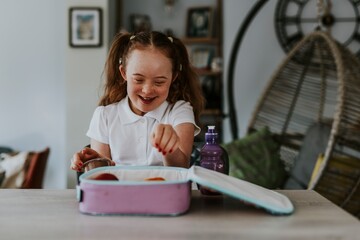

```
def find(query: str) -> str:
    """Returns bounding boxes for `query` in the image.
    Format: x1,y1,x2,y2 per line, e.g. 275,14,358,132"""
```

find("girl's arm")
152,123,195,168
90,139,112,159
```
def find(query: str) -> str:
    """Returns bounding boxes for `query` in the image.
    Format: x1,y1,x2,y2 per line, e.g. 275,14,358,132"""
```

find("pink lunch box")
78,165,294,216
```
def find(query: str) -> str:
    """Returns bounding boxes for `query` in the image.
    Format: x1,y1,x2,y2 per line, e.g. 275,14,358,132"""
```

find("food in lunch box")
93,173,119,181
145,177,165,181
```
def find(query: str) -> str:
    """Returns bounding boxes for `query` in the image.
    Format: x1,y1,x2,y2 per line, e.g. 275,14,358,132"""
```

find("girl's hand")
152,123,195,168
152,124,180,156
70,148,103,171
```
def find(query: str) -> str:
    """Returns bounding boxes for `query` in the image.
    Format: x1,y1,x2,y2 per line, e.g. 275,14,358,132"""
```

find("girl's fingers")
153,124,179,155
162,130,178,155
152,124,165,147
70,148,100,171
70,153,84,171
165,138,179,155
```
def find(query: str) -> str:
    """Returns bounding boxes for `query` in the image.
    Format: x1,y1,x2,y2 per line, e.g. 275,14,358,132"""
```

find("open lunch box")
78,165,294,216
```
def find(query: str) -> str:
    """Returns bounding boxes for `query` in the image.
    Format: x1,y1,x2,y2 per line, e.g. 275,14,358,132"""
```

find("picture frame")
130,14,152,33
69,7,102,48
191,48,213,69
186,7,213,38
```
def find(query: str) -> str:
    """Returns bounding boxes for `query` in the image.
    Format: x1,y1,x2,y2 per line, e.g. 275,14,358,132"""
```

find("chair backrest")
22,147,50,189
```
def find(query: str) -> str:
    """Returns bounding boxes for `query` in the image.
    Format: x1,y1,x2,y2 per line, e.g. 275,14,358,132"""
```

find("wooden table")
0,189,358,239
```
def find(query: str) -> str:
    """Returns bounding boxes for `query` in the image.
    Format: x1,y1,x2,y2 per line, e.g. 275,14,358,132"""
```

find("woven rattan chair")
247,31,360,217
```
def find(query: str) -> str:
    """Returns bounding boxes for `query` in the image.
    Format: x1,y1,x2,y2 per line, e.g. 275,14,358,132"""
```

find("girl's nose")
142,84,154,94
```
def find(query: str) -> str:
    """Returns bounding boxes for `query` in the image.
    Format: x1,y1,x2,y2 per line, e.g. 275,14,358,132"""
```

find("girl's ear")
119,65,127,81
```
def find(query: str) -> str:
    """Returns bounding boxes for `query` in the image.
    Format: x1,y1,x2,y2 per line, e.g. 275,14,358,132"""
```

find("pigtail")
99,31,131,106
170,37,205,125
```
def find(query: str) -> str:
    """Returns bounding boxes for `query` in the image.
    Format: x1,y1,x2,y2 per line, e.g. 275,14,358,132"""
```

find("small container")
82,158,112,172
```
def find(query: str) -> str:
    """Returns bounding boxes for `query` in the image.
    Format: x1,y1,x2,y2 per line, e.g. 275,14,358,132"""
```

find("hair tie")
168,36,173,43
130,35,135,40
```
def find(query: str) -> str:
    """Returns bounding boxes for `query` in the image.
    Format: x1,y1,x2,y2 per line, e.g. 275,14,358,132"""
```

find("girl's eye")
134,79,144,84
155,81,165,86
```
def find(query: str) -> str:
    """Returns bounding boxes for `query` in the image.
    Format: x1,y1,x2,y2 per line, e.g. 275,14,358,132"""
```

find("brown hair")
99,31,205,124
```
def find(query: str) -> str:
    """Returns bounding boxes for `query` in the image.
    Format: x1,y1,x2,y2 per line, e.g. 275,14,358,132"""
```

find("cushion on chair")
222,126,287,189
284,122,331,189
22,147,50,189
0,169,5,187
0,151,29,188
0,146,13,154
0,147,50,189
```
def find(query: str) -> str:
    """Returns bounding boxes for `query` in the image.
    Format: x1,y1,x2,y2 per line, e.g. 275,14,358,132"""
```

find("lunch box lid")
188,166,294,215
79,165,294,215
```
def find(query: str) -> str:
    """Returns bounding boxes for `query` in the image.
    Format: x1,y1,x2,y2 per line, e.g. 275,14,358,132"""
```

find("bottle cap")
205,126,218,143
207,126,215,132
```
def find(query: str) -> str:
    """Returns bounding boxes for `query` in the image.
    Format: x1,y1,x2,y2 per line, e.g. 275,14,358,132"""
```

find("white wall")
222,0,284,142
65,0,109,188
0,0,108,189
0,0,67,188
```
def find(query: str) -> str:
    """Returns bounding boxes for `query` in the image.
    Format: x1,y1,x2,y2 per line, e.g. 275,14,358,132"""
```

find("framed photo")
191,48,213,69
186,7,213,38
130,14,152,33
69,7,102,48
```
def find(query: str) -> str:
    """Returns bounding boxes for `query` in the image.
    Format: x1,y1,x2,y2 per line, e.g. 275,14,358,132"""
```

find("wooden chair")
21,147,50,189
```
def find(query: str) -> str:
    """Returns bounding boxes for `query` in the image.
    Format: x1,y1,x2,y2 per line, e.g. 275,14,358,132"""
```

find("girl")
71,31,204,171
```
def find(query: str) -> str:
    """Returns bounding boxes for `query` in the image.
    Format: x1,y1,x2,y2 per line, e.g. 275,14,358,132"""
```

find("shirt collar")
118,96,170,124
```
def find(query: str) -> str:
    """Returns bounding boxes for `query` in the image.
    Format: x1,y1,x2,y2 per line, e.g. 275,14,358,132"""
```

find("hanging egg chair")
247,30,360,217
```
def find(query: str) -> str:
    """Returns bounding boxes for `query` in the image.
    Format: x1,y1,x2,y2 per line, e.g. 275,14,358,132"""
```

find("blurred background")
0,0,356,188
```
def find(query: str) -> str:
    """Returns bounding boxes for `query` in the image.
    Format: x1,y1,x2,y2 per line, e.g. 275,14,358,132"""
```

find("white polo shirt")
86,96,200,166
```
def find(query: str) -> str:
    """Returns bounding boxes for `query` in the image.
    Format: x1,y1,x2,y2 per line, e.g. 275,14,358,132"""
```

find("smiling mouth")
139,96,156,104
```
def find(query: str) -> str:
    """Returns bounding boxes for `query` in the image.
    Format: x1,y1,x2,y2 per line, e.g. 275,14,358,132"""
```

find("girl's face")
120,48,174,116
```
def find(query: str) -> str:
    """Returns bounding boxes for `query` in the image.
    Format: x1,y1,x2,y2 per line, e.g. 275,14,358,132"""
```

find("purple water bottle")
199,126,228,195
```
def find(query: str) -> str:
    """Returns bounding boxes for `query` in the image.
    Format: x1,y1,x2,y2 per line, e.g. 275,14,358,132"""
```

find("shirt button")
139,136,144,142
